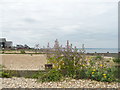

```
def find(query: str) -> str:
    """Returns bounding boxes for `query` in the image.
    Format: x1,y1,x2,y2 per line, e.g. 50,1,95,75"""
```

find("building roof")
0,38,6,42
6,41,12,43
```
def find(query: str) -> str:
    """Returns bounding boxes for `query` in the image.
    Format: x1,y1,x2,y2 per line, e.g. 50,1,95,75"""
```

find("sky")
0,0,119,48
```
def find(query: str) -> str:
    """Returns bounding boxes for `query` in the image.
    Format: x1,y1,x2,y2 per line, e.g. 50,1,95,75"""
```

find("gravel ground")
1,77,120,88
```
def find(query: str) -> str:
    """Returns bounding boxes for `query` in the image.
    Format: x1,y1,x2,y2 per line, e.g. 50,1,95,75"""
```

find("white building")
0,38,13,48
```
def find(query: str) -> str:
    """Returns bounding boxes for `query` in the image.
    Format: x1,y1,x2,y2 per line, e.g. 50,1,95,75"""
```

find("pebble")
1,77,120,88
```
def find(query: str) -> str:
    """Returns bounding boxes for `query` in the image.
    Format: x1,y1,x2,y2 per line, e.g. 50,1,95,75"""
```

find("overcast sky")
0,0,119,48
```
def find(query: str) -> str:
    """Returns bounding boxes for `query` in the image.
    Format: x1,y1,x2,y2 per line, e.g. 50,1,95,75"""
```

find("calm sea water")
82,48,118,53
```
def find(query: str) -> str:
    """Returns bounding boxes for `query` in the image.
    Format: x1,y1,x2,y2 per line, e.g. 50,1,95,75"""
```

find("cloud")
0,0,118,48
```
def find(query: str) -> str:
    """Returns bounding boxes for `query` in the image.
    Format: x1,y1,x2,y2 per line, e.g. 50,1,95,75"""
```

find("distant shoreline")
82,48,118,53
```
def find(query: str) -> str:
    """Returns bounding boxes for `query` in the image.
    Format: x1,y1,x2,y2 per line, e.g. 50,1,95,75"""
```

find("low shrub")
113,66,120,81
113,58,120,64
0,71,12,78
75,68,87,79
20,50,26,54
0,65,11,78
85,67,116,82
30,71,46,79
94,56,103,60
38,69,62,82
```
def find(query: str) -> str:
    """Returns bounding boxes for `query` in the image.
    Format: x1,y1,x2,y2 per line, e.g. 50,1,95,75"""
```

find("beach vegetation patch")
113,58,120,64
29,40,119,83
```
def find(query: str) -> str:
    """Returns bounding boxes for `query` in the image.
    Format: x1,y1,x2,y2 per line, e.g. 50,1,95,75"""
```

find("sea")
82,48,118,53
